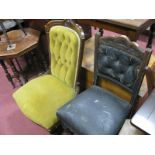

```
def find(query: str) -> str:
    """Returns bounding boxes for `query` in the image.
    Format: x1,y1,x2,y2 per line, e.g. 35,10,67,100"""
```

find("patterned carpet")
0,64,49,135
0,28,154,134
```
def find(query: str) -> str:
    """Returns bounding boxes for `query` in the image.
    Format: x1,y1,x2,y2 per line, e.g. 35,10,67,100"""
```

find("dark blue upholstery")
96,38,144,91
57,35,149,135
97,45,141,89
57,86,131,134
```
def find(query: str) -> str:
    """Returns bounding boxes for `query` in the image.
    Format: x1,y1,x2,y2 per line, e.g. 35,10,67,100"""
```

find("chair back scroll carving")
94,32,152,106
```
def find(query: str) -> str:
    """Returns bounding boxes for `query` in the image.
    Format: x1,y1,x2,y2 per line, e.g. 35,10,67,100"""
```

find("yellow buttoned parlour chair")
13,20,85,131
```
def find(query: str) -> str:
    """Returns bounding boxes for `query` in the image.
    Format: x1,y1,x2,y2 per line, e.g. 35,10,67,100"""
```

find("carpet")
0,64,49,135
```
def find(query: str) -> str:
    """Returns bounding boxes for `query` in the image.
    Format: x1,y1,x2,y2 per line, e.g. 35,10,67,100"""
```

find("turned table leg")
99,28,104,36
146,23,155,48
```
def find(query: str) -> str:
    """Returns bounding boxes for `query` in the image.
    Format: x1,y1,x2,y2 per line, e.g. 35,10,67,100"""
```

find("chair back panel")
94,35,151,94
49,26,80,88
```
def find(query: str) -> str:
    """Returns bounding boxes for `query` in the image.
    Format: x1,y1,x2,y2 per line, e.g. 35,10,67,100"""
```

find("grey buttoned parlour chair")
57,32,152,135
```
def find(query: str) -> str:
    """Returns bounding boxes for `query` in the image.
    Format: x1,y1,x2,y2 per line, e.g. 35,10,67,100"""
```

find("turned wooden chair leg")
0,60,15,88
14,58,22,72
14,58,28,83
9,59,23,86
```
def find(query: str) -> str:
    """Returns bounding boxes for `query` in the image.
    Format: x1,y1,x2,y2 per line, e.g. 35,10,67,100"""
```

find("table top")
0,28,40,59
131,89,155,135
95,19,155,31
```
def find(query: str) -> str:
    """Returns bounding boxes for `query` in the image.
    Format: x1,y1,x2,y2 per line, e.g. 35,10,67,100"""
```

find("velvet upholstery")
13,75,76,129
50,26,80,88
13,23,81,129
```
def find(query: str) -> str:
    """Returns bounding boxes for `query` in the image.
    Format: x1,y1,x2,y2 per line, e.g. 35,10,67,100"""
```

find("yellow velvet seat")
12,20,84,130
13,75,76,129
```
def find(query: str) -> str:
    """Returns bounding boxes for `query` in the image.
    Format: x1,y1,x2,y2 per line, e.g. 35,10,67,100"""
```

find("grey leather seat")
57,85,131,134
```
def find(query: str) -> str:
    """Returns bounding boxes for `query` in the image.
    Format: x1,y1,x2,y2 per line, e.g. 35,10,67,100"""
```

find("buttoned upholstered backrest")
49,25,81,88
94,34,152,97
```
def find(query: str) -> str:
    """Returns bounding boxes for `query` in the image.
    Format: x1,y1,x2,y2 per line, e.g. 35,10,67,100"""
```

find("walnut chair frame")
13,20,85,134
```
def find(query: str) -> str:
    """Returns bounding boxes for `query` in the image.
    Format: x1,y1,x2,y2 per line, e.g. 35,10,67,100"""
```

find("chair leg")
0,60,15,88
14,58,22,72
49,123,64,135
13,58,28,83
8,59,23,86
49,122,74,135
62,128,74,135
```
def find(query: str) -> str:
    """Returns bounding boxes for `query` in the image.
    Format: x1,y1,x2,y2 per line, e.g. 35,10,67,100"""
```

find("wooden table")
131,89,155,135
77,19,155,42
0,28,41,88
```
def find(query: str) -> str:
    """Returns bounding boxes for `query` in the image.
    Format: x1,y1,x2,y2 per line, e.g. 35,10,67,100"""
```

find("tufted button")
106,68,115,78
68,39,71,43
59,41,62,45
112,60,122,72
62,34,65,41
65,66,68,71
54,33,57,37
67,37,71,43
58,60,61,65
118,73,124,82
65,45,68,49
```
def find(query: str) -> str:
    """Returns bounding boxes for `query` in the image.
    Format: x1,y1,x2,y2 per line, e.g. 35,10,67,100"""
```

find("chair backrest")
45,20,85,89
94,32,152,106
